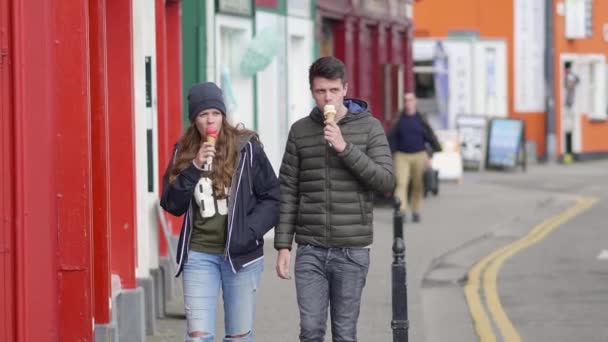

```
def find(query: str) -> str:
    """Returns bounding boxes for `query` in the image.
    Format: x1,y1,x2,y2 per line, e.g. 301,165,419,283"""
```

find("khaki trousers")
393,151,428,213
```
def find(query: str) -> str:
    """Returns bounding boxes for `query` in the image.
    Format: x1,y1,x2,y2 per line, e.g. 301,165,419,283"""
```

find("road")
149,160,608,342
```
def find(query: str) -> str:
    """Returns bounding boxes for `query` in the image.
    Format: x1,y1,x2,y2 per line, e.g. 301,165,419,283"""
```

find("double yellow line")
464,196,598,342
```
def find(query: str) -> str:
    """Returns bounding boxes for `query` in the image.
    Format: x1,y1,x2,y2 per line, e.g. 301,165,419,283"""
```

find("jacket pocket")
230,225,261,255
358,193,368,225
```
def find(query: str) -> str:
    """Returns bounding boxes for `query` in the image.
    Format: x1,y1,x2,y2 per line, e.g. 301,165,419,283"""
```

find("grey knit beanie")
187,82,227,121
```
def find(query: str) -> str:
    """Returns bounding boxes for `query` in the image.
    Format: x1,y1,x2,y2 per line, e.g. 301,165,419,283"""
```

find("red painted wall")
368,24,381,116
7,0,154,339
165,1,185,236
333,19,358,99
155,0,170,256
166,1,183,145
256,0,278,8
358,21,373,106
0,0,14,339
319,3,413,126
89,0,113,325
156,0,184,247
53,1,94,340
106,0,137,290
12,1,59,340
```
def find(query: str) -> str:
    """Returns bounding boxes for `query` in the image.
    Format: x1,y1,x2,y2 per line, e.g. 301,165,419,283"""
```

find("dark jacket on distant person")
388,112,442,156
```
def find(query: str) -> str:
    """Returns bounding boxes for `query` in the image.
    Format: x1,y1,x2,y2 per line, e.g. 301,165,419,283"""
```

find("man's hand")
324,120,347,153
276,248,292,280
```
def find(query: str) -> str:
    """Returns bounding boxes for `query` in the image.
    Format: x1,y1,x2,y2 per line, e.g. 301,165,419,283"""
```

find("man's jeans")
294,244,370,342
182,251,263,342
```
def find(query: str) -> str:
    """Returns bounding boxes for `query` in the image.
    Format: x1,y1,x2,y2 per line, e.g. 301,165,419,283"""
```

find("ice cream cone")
205,127,218,166
324,104,336,123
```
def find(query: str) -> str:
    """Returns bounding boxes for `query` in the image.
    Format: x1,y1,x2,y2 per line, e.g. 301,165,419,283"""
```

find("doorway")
287,17,313,128
561,59,577,157
559,54,606,158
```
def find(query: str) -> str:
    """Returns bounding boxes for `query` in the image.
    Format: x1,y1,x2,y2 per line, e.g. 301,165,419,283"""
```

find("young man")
389,92,441,223
274,56,395,341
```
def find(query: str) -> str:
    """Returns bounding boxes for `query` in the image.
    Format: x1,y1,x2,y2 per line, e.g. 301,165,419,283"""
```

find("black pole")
391,198,408,342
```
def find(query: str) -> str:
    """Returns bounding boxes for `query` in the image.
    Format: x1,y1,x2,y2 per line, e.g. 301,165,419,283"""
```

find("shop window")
219,26,247,113
414,60,435,99
320,18,336,57
564,0,592,39
413,60,440,124
215,15,254,129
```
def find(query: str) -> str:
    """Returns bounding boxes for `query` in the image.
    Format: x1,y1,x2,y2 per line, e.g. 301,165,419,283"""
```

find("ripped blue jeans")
182,251,263,342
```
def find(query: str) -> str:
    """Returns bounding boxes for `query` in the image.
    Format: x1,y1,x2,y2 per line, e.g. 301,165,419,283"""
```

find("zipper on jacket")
176,201,193,276
225,150,246,273
224,152,241,259
358,193,367,225
325,144,331,246
186,202,193,259
247,144,253,195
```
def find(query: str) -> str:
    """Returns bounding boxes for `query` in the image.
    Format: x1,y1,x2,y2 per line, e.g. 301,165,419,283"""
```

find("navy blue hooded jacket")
161,133,280,276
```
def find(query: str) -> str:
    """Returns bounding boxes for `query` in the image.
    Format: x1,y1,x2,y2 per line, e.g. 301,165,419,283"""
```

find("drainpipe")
545,0,557,161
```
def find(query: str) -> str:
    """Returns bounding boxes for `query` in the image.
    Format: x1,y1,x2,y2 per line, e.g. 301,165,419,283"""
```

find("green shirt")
190,175,229,254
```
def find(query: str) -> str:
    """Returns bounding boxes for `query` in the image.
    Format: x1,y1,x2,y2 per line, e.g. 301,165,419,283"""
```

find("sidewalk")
148,161,607,342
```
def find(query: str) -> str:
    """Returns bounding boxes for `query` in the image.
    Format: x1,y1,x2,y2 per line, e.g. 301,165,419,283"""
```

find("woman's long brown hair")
168,117,254,198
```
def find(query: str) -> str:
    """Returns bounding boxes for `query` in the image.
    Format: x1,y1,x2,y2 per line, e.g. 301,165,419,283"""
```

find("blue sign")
487,118,524,168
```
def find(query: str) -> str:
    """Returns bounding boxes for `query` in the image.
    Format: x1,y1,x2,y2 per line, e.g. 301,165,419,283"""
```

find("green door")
181,0,207,125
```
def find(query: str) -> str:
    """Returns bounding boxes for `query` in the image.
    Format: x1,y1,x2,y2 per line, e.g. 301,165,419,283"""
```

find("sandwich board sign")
456,115,487,170
486,118,526,171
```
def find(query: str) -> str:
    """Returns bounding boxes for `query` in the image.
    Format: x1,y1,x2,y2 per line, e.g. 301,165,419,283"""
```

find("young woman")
161,82,280,342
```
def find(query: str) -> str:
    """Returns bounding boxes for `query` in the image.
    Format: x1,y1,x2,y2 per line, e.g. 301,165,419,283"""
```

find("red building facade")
316,0,414,129
1,0,183,340
155,0,184,261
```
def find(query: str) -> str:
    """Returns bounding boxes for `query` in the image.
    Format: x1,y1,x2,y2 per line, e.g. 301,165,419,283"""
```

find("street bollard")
391,198,409,342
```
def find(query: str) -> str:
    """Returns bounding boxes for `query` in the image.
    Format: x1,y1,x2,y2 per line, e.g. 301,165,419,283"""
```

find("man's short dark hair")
308,56,348,88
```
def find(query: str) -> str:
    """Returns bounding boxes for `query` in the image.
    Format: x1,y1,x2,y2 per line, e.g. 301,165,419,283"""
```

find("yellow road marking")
464,255,497,342
466,196,598,342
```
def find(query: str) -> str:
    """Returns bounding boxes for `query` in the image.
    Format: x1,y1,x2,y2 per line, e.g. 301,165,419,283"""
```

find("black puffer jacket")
274,99,395,250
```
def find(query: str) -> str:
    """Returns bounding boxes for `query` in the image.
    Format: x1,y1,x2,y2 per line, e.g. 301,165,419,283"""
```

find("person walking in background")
563,62,579,158
161,82,280,342
389,92,441,223
274,56,395,342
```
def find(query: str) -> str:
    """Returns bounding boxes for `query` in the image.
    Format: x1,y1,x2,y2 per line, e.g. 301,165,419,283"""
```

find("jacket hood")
310,98,371,124
236,130,258,151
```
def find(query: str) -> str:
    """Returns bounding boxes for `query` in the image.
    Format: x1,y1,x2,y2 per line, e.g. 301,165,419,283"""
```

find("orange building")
414,0,608,160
